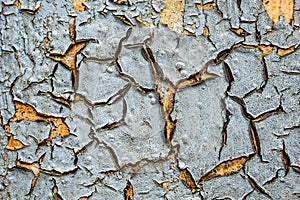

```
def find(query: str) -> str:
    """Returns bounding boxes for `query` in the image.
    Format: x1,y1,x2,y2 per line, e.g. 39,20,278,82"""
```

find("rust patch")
258,45,273,56
124,180,134,200
277,45,297,57
7,101,70,147
6,136,28,150
262,0,294,24
73,0,88,13
179,168,201,193
160,0,184,33
13,0,22,9
49,39,96,90
199,153,255,183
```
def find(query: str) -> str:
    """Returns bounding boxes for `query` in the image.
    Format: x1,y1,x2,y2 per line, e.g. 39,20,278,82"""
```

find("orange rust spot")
262,0,294,24
277,46,297,56
6,136,28,150
9,101,70,144
199,153,255,183
86,18,92,23
13,0,22,9
179,168,201,193
161,181,170,192
258,45,273,56
203,26,209,37
73,0,88,13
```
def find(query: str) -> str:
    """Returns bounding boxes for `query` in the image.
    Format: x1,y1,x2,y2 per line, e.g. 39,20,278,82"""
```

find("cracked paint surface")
0,0,299,199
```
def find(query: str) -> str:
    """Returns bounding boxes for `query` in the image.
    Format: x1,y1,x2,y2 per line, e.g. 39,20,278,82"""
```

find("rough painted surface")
0,0,299,199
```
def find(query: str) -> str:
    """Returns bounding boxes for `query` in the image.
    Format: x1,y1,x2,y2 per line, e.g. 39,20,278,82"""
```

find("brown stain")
160,0,184,33
262,0,294,24
124,180,134,200
179,168,201,193
6,136,28,150
73,0,88,13
199,153,255,183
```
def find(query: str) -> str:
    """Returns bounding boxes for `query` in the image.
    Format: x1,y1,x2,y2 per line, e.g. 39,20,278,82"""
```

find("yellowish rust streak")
160,0,184,33
179,168,201,193
199,153,255,183
73,0,88,13
136,16,151,27
277,45,297,57
262,0,294,24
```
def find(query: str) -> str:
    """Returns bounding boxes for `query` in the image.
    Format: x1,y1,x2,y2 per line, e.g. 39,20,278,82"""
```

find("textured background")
0,0,299,199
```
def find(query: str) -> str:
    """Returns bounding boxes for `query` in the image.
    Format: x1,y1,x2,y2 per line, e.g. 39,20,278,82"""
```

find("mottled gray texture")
0,0,299,200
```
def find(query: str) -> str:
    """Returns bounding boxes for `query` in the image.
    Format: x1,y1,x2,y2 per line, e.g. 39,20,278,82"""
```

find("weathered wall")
0,0,299,199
